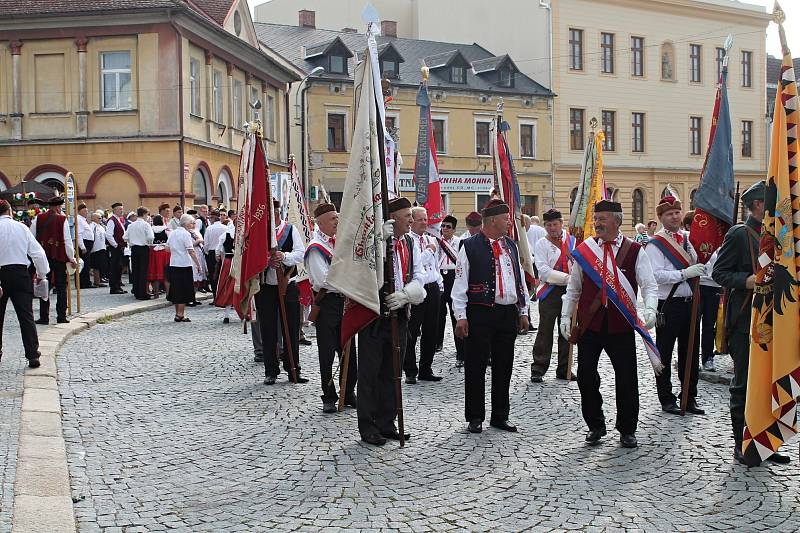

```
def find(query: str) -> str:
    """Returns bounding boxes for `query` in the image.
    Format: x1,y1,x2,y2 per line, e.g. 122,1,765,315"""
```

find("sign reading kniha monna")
398,173,494,193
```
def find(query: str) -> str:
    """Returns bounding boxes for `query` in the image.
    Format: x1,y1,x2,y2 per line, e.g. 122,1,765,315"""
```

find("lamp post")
295,66,325,196
539,0,556,210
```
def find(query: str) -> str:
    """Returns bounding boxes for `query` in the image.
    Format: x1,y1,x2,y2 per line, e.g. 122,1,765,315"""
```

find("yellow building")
256,13,554,225
0,0,300,212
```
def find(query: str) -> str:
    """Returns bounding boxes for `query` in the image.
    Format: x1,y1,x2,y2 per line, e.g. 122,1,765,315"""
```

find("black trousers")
531,287,570,378
699,285,721,363
437,270,464,360
357,314,408,438
40,259,67,322
404,282,440,378
655,298,700,405
255,282,301,379
79,239,93,287
109,246,124,291
0,265,39,359
464,304,518,423
130,245,150,300
577,328,638,435
316,293,357,402
729,331,749,449
205,252,218,296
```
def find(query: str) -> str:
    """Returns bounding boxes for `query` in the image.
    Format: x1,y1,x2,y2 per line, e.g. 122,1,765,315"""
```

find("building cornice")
604,0,771,25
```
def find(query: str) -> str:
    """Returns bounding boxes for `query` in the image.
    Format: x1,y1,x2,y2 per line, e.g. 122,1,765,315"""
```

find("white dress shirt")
263,222,305,286
29,212,75,261
204,221,228,256
451,236,530,320
168,217,181,231
563,233,658,306
391,234,424,293
438,235,461,271
123,218,155,247
644,229,698,299
527,224,547,253
105,216,126,248
215,223,235,256
0,215,49,277
534,230,571,286
90,222,107,253
305,228,337,293
167,227,195,268
700,250,720,288
77,214,94,251
409,230,443,287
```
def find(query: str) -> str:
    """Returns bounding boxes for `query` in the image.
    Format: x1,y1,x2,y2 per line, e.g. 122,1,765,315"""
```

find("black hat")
465,211,482,227
442,215,457,227
227,209,236,217
186,209,197,215
481,199,510,217
272,199,281,209
313,202,336,218
594,200,622,213
77,203,87,210
388,197,412,213
48,196,65,207
111,202,123,208
173,204,183,212
542,209,562,222
742,180,765,205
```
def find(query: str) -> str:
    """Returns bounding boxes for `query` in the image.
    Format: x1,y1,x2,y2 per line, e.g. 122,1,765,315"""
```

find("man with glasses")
436,215,463,366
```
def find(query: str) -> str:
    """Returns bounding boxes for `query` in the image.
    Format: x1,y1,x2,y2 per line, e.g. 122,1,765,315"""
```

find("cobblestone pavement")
0,280,156,533
56,303,799,533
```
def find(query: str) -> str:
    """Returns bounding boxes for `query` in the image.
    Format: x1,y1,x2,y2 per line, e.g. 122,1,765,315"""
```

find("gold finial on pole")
421,65,430,83
773,1,786,25
589,117,598,132
773,2,790,57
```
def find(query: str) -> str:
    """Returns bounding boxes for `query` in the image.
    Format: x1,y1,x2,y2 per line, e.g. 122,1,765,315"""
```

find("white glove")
546,270,570,286
681,263,705,280
640,296,658,330
386,280,426,310
382,220,395,242
559,299,576,340
385,289,409,311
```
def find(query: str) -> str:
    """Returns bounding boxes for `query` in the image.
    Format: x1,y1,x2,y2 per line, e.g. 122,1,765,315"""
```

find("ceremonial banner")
568,131,607,242
744,13,800,466
413,82,444,224
287,157,314,306
328,46,385,345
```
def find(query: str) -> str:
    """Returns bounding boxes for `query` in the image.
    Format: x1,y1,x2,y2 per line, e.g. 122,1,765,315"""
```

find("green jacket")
712,215,762,334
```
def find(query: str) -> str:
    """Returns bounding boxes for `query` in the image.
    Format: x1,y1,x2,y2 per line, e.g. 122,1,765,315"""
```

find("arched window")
216,168,233,207
632,188,645,225
690,188,697,210
569,187,578,212
605,186,619,202
192,167,209,205
661,42,675,81
33,171,65,193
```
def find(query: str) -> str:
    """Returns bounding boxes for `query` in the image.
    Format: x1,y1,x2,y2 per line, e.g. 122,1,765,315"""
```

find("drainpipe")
285,82,292,163
170,18,186,207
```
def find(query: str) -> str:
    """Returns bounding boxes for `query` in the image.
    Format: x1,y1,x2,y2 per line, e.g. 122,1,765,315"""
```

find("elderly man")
436,214,463,364
561,200,660,449
124,206,155,300
646,196,705,416
530,209,576,383
76,203,94,288
713,180,790,465
105,202,127,294
453,199,530,434
460,211,482,240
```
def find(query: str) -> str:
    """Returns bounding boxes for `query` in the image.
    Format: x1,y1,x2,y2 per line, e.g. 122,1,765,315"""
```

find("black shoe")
56,317,69,324
223,317,230,324
186,301,197,307
490,420,518,432
322,402,337,414
468,420,482,433
263,375,276,385
585,428,607,445
661,403,682,415
528,324,536,331
405,376,417,384
110,289,126,295
435,344,443,352
767,452,791,464
418,373,442,382
27,357,41,369
530,374,543,383
455,359,464,368
35,319,49,325
298,338,312,346
97,283,109,288
291,375,309,384
620,434,638,448
344,396,357,408
253,354,264,363
381,430,411,441
734,447,747,465
361,433,387,446
686,401,706,416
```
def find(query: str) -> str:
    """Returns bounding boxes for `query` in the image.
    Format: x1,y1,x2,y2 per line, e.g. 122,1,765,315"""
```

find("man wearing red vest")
105,202,127,294
560,200,659,449
30,196,76,324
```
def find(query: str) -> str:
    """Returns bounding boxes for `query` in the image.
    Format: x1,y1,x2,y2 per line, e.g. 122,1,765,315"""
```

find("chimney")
381,20,397,38
299,10,315,29
341,27,357,33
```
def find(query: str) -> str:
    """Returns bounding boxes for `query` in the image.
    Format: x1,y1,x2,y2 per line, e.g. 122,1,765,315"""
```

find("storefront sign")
398,173,493,193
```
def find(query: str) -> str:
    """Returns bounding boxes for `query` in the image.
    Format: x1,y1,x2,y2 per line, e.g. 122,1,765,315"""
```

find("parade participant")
166,214,201,322
214,220,236,323
204,209,228,298
89,210,108,288
357,197,425,446
645,196,705,416
403,206,443,384
105,202,127,294
530,209,576,383
460,211,482,240
168,205,183,231
124,206,154,301
452,199,529,434
0,199,49,368
254,199,308,385
158,203,171,223
560,200,660,448
147,215,170,298
682,210,695,232
436,214,463,365
712,180,790,465
77,203,94,288
187,221,206,303
30,196,76,324
305,202,357,413
647,219,658,237
699,250,721,372
196,204,209,236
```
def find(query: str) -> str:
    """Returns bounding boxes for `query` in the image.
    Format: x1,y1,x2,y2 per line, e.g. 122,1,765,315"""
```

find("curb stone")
11,294,211,533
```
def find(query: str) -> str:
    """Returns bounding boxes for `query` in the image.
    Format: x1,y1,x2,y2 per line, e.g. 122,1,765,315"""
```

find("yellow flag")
581,131,606,239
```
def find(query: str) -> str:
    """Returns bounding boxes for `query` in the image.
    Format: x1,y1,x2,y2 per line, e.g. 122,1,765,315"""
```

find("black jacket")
712,215,761,334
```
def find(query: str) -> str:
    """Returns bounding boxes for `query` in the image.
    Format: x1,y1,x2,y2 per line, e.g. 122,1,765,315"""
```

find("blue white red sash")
572,238,663,372
536,232,576,300
304,242,333,264
276,223,292,249
649,230,692,270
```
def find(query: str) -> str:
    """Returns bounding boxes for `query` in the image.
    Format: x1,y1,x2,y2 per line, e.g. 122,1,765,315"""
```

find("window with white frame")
213,70,223,123
189,58,200,115
432,117,447,154
233,80,243,129
475,120,491,156
100,51,132,110
520,121,536,158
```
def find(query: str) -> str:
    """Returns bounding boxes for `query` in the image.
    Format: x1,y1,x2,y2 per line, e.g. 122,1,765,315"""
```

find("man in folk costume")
255,199,308,385
358,197,426,446
560,200,662,448
105,202,128,294
712,181,790,465
530,208,576,383
124,206,155,301
436,214,464,366
452,199,530,434
168,205,183,231
646,196,706,416
30,196,77,324
76,203,94,288
460,211,482,240
403,206,444,384
305,202,357,414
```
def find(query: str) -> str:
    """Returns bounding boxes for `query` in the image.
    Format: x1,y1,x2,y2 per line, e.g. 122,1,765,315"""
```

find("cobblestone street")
53,303,800,532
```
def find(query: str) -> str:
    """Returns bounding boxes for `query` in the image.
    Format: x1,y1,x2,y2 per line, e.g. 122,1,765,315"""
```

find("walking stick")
276,267,299,383
680,278,702,415
337,339,353,412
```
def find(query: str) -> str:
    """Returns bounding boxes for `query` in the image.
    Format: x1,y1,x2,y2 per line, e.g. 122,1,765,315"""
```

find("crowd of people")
0,180,790,464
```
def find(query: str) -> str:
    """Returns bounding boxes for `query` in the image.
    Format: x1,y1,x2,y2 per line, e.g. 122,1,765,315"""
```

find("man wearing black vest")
105,202,127,294
255,199,308,385
357,197,425,446
452,199,529,434
560,200,659,449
